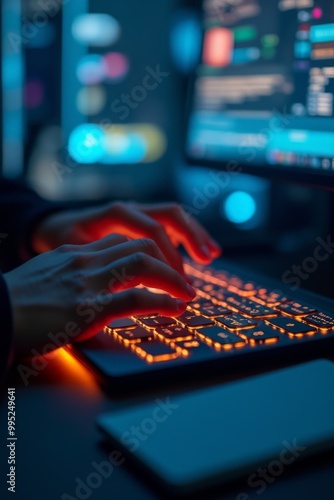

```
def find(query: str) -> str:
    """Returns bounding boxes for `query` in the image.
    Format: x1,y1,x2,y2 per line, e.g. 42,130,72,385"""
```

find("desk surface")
1,348,334,500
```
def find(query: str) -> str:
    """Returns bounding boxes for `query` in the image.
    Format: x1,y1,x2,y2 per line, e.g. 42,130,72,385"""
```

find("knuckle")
57,243,75,254
114,234,128,244
70,252,90,270
110,201,126,215
139,238,159,256
64,270,89,299
132,251,149,268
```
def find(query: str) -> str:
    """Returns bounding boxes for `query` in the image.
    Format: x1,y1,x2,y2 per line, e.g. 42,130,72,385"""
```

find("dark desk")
1,347,334,500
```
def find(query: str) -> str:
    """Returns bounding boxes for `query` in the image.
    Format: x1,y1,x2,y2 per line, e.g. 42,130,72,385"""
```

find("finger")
140,203,222,263
77,233,129,252
92,238,169,269
107,203,186,277
72,289,188,342
109,289,188,318
98,254,196,301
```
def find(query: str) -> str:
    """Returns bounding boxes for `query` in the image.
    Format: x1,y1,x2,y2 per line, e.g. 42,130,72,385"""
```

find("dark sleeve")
0,273,13,378
0,178,68,270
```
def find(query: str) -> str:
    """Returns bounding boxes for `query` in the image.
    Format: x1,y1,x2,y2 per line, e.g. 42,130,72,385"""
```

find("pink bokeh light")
103,52,129,81
312,7,323,19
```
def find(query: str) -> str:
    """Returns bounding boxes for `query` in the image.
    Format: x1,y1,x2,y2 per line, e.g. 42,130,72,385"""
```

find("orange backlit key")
188,298,215,310
277,302,317,317
106,318,136,330
303,312,334,332
155,326,194,342
226,295,278,318
238,325,280,345
131,342,180,363
215,314,257,331
265,317,316,337
137,316,177,329
200,306,232,318
255,291,290,307
177,313,214,329
196,326,246,350
113,327,153,344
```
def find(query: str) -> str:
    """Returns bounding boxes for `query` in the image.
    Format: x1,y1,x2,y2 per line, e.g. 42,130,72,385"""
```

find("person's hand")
32,202,221,277
3,235,197,358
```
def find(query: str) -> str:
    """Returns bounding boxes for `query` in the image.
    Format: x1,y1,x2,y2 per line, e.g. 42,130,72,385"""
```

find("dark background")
1,0,334,298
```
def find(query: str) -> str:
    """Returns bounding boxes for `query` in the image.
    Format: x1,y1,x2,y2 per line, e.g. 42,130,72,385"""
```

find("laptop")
68,0,334,392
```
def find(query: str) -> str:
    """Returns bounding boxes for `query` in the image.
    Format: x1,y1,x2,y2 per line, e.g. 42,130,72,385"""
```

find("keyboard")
69,259,334,390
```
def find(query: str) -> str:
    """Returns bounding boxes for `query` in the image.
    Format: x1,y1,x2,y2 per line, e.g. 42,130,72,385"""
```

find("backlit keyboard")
103,261,334,365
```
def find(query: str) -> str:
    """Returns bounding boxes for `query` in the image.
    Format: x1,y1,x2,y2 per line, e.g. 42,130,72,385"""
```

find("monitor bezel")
183,0,334,191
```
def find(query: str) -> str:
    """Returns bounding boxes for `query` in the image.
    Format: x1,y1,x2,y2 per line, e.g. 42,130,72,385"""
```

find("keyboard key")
177,313,214,329
155,326,193,342
191,278,206,288
200,306,232,318
210,290,230,303
172,339,214,356
215,314,257,331
277,302,317,317
188,299,215,310
238,325,280,345
202,283,221,294
233,281,261,296
212,273,229,287
265,317,317,337
131,341,180,363
254,290,290,307
137,316,177,329
106,318,137,330
112,327,153,344
303,312,334,332
226,295,278,318
227,279,258,296
196,326,246,350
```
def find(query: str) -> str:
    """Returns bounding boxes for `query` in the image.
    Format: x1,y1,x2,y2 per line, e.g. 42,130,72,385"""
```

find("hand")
3,235,196,358
32,202,222,277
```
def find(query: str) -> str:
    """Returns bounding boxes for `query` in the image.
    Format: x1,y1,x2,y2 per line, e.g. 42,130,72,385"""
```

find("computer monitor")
1,0,24,178
185,0,334,189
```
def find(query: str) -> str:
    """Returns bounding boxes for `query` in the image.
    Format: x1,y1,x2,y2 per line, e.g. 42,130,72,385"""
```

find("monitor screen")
185,0,334,188
1,0,24,178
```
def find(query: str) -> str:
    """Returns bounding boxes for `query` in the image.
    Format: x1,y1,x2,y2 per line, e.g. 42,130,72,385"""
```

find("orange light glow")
155,332,193,343
59,348,100,395
131,345,180,363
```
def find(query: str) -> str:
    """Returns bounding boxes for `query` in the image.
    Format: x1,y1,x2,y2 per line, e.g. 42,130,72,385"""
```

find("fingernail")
186,284,197,299
176,299,187,311
200,245,211,259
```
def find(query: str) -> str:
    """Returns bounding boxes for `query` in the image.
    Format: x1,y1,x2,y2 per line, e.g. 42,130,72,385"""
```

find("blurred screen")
187,0,334,174
62,0,173,167
1,0,24,177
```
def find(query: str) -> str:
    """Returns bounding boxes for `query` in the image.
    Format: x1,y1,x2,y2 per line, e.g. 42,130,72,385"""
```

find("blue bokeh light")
68,124,105,164
170,10,202,73
224,191,257,224
76,54,105,85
